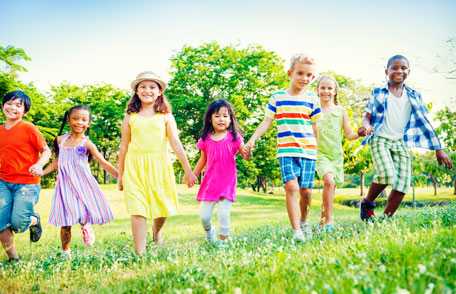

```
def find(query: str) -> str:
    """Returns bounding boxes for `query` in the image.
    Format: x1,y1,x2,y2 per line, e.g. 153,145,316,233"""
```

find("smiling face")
317,78,337,104
211,106,231,133
288,62,316,91
386,58,410,85
136,80,162,106
2,98,26,122
68,108,91,135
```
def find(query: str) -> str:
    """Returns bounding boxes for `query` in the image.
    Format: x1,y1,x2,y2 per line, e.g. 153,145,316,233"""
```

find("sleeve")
29,124,47,152
364,89,375,114
310,96,321,123
265,94,277,119
196,138,206,152
415,91,429,114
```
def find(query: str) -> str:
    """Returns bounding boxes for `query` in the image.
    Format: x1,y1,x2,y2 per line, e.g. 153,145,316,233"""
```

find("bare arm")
358,112,373,137
193,150,207,178
312,123,318,143
245,116,274,150
42,159,58,176
87,140,118,178
342,109,359,140
117,115,131,190
166,114,197,187
29,145,52,176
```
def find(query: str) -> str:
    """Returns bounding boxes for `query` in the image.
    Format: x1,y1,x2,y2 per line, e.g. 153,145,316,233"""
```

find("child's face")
386,59,410,84
2,98,25,121
136,80,162,106
317,79,337,104
68,109,90,134
288,63,316,90
211,107,231,133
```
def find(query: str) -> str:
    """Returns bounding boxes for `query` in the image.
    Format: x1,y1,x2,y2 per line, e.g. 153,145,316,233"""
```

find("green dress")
316,105,345,185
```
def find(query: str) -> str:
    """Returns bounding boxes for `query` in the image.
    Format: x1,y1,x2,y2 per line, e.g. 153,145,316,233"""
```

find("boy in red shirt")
0,91,51,262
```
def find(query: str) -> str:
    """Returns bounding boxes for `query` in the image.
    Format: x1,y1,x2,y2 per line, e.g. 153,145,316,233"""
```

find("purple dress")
49,134,114,226
196,132,243,202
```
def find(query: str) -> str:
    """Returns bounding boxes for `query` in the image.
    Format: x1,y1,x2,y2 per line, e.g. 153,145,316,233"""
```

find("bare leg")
284,180,301,230
152,217,166,244
383,190,405,216
131,215,147,255
299,188,312,223
0,228,18,259
321,174,336,225
60,226,72,251
364,183,387,202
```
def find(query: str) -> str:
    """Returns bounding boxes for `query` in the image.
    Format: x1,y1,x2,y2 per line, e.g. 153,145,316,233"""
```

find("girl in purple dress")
43,105,118,256
193,100,248,243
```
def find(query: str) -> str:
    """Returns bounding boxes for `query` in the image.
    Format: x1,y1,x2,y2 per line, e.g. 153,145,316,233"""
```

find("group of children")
0,54,452,260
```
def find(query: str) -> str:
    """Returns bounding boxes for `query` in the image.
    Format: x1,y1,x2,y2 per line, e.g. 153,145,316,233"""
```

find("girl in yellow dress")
118,71,196,255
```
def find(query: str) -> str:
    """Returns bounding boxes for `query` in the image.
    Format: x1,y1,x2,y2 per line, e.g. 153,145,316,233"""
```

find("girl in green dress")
316,76,360,232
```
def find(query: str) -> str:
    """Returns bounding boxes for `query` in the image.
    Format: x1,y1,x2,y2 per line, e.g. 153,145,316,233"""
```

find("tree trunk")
453,178,456,195
360,172,365,197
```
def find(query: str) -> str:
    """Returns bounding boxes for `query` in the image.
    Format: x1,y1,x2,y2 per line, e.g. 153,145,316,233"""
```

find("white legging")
200,199,232,237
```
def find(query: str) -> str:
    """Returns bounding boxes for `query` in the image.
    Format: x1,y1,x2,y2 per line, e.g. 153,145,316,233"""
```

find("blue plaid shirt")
362,85,443,150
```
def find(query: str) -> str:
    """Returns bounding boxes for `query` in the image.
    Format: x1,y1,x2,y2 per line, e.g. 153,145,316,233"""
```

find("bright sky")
1,0,455,112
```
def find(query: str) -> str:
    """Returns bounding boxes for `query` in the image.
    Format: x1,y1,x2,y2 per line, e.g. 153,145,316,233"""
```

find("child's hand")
239,145,251,160
357,126,372,137
241,141,255,159
184,171,197,188
118,178,124,191
436,150,453,169
29,164,44,177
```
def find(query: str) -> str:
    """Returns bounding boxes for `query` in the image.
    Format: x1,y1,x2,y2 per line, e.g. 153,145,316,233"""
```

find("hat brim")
131,78,167,92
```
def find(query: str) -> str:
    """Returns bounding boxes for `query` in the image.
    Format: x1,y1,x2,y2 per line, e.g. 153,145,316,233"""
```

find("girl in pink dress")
193,99,248,243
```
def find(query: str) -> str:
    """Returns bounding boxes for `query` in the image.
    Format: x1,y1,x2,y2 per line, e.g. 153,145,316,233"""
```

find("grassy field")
0,185,455,293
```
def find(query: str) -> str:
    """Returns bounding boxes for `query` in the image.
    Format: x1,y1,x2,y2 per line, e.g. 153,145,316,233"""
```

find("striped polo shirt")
265,90,321,159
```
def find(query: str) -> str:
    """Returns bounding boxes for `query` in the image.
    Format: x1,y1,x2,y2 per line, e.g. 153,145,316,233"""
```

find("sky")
1,0,455,112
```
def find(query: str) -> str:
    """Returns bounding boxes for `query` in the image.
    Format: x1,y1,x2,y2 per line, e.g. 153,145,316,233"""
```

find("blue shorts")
0,179,40,233
279,157,316,188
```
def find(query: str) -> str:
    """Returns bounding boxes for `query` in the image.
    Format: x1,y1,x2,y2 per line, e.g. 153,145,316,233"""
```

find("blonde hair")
289,54,316,70
317,75,339,105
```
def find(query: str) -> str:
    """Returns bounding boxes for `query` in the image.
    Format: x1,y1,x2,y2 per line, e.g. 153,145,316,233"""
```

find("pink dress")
196,132,243,202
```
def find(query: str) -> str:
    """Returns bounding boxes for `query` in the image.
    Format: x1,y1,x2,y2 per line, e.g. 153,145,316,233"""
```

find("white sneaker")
301,223,313,239
206,228,217,243
292,230,306,243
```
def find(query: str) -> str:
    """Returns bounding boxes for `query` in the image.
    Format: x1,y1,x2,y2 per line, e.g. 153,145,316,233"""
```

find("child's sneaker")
301,222,313,239
29,214,42,242
61,250,72,259
292,230,306,243
321,224,335,233
360,200,376,221
81,224,95,246
206,227,217,243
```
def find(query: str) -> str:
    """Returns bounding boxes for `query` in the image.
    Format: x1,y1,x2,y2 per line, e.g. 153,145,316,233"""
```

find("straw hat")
130,71,167,91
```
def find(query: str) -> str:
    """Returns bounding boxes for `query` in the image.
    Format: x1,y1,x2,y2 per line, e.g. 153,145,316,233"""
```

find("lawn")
0,185,455,293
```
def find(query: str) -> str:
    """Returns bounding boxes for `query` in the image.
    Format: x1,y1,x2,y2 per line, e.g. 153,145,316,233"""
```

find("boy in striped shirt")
244,54,321,242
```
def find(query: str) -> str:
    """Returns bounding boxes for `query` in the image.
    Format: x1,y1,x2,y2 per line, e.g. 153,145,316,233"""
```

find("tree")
167,42,288,189
0,45,31,75
435,104,456,194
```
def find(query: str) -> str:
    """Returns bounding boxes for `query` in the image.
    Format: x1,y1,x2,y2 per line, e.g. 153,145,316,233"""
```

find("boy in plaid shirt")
358,55,453,220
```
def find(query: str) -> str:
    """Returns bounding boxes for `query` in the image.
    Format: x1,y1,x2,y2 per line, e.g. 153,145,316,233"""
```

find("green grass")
0,185,455,293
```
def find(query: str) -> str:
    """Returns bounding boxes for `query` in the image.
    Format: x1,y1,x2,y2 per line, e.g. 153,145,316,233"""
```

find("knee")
324,178,336,189
200,212,211,225
285,182,300,194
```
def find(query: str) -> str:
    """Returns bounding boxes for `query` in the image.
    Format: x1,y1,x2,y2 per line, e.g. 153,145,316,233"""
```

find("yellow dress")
123,113,178,219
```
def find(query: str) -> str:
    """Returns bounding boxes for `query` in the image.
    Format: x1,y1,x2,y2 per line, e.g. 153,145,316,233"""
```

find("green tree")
435,104,456,194
167,42,288,189
0,45,31,75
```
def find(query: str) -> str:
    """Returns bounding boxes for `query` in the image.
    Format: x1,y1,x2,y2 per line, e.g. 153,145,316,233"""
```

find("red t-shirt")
0,121,47,184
